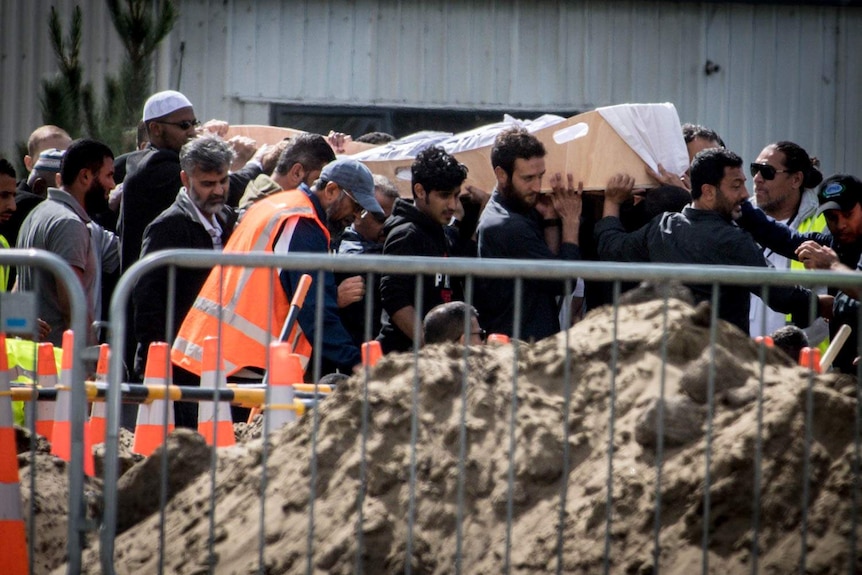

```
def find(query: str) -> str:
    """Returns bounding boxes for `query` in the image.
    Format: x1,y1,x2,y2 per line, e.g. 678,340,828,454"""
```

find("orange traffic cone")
486,333,510,345
132,342,175,456
50,331,75,461
25,342,58,441
798,347,822,373
81,344,110,477
754,335,774,348
0,333,29,574
267,342,302,431
361,340,382,367
198,337,235,447
87,344,110,444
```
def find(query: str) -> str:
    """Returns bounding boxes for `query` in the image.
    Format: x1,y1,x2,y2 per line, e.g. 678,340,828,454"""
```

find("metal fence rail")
76,250,862,574
0,248,90,575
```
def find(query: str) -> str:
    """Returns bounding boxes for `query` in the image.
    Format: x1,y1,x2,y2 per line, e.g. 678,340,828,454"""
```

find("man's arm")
594,174,652,262
389,306,420,345
281,219,361,371
543,172,583,251
736,201,833,259
133,217,188,348
56,266,86,331
380,225,421,343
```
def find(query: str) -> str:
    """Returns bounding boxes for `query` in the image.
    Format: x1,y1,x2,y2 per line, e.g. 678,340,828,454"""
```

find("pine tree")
40,6,90,139
40,1,177,154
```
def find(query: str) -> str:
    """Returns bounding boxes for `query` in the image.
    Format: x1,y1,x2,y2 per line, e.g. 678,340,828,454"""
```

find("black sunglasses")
471,328,488,342
156,119,200,130
749,163,790,181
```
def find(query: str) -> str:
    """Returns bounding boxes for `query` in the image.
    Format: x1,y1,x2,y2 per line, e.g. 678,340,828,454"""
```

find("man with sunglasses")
173,158,384,381
747,142,828,342
737,174,862,372
596,148,831,335
118,90,273,273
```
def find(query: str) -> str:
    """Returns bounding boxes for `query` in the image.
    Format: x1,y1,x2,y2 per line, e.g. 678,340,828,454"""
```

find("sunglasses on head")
749,163,791,181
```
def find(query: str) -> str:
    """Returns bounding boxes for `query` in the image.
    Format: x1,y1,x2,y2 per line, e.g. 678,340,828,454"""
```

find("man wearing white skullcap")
118,90,267,273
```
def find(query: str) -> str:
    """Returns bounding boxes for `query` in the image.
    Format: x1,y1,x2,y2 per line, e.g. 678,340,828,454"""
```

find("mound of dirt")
46,298,861,574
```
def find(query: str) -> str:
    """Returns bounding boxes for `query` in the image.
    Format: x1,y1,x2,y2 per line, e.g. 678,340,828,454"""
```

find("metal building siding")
700,4,847,175
1,0,124,159
2,0,860,177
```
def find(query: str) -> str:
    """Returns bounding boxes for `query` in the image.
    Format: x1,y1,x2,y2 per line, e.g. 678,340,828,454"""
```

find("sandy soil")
19,297,861,574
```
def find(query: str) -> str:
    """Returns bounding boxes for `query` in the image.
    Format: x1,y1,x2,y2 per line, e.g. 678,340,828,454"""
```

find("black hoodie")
377,197,475,353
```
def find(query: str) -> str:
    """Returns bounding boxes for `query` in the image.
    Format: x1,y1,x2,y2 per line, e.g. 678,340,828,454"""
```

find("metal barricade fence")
0,248,90,575
86,250,862,575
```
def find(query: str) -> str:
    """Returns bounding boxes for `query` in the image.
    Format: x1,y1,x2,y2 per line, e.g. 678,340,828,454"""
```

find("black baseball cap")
815,174,862,216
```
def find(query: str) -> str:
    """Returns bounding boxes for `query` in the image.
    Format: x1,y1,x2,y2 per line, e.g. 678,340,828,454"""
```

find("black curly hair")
411,145,467,198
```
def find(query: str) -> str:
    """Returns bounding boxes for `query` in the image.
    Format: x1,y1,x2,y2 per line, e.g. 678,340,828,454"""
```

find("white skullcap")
142,90,193,122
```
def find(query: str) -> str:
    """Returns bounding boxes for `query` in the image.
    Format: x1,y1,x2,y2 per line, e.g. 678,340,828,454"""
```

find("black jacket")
377,198,470,353
595,206,814,335
118,144,261,272
132,189,237,378
476,191,582,340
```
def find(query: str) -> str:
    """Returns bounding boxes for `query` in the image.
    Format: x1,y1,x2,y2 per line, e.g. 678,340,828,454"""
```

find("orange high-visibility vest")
171,190,329,376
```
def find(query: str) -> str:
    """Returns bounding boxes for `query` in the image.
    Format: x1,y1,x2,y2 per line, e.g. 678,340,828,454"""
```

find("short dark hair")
0,158,15,179
179,135,235,174
59,139,114,187
689,148,742,200
424,301,478,345
411,146,467,197
274,134,336,176
770,325,808,362
772,141,823,190
682,123,725,148
491,128,546,180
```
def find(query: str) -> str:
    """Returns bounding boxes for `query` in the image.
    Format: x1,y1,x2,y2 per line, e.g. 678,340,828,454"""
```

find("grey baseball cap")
320,158,383,215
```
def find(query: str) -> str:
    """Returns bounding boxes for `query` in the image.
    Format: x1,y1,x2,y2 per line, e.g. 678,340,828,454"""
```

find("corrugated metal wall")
1,1,125,163
2,0,860,177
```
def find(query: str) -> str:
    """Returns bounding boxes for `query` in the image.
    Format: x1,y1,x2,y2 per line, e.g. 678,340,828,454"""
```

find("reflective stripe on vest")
172,191,326,376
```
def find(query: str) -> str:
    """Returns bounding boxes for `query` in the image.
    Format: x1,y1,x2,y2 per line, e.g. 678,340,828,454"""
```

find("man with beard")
475,128,583,340
237,133,336,213
595,147,830,334
172,158,384,381
119,90,273,273
736,174,862,372
747,141,827,341
133,135,238,389
16,139,118,345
